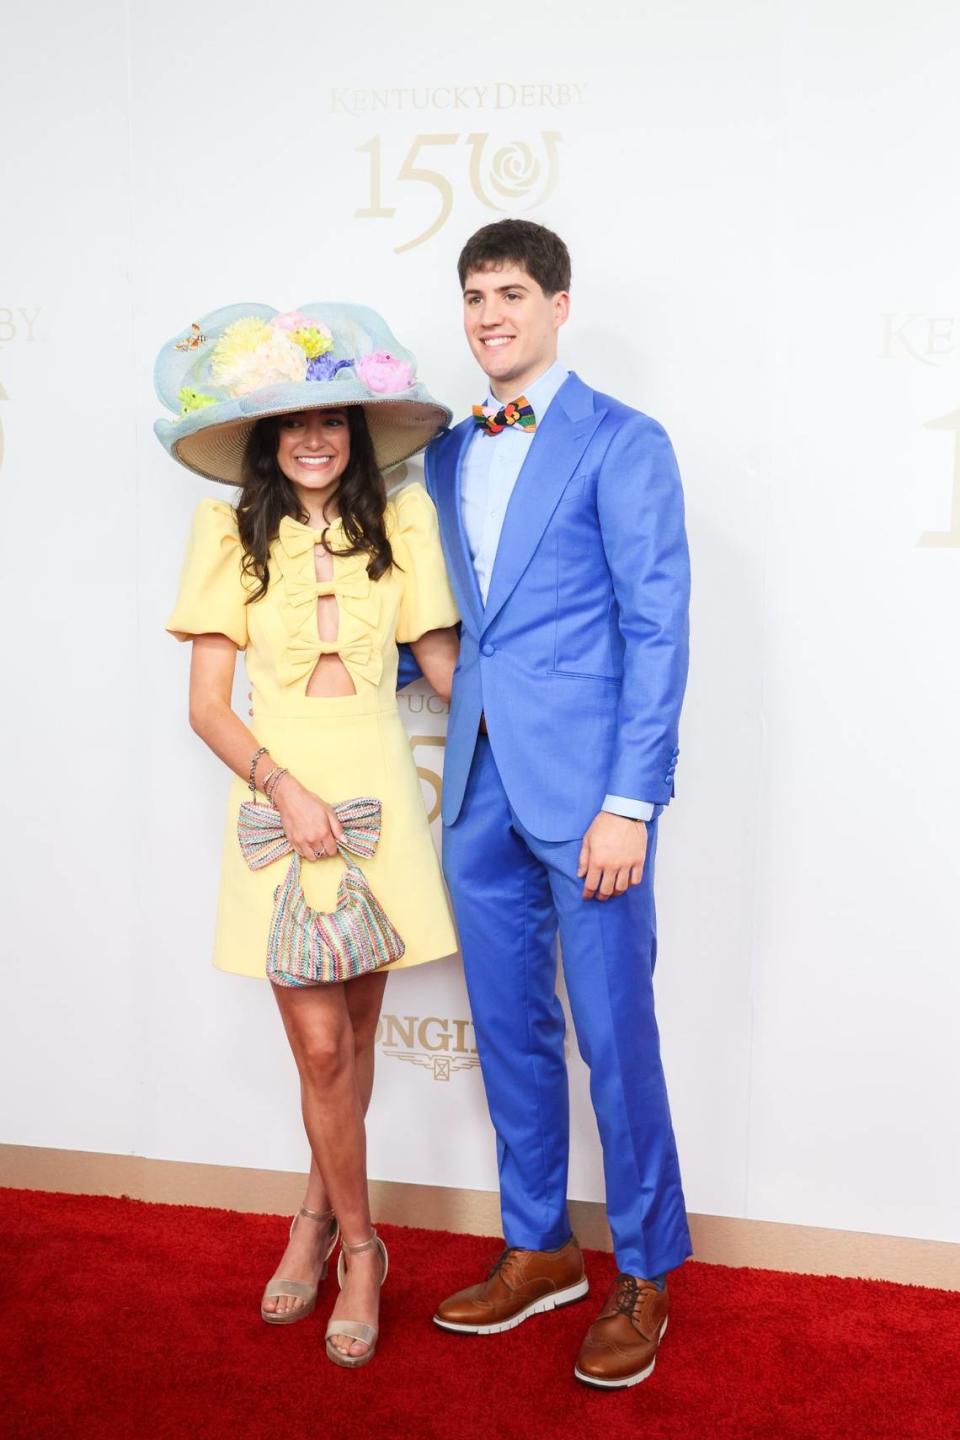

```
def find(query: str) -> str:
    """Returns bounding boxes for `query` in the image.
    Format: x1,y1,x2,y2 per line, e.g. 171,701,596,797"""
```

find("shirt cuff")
602,794,655,822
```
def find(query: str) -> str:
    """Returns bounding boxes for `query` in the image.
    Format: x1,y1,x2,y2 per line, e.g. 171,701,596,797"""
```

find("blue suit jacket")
424,371,690,842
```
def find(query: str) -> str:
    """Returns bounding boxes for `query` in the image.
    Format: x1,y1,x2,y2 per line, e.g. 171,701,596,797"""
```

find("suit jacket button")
481,643,495,657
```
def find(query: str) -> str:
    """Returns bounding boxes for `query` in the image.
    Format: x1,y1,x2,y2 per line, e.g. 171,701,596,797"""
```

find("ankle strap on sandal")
298,1205,335,1224
341,1228,379,1255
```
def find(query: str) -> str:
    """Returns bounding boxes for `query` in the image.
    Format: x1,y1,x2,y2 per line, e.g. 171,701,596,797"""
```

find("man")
424,219,691,1389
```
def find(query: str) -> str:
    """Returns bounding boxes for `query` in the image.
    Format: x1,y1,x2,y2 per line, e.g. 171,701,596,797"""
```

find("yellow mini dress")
167,482,460,979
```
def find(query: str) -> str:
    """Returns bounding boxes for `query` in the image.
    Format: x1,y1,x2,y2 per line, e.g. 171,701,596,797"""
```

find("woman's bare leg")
263,971,388,1344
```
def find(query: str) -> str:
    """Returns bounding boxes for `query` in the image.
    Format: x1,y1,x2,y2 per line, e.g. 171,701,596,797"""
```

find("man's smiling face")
462,263,570,400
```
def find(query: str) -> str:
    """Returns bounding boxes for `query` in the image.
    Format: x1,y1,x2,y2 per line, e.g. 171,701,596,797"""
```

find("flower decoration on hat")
356,350,415,394
156,301,452,485
271,310,335,360
178,387,218,415
292,327,333,359
173,310,416,410
307,354,355,382
210,317,307,395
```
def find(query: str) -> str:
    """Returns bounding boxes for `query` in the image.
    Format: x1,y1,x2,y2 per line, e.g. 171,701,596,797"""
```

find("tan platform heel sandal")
324,1229,389,1369
260,1206,339,1325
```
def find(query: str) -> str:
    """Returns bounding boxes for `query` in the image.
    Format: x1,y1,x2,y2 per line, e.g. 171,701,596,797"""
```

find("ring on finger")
314,847,325,858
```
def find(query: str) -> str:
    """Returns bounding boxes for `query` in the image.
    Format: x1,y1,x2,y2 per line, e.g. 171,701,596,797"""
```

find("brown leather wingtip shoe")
434,1237,589,1335
574,1274,669,1389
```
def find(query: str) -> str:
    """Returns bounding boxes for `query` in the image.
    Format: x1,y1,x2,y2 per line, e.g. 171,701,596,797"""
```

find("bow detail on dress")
277,632,382,689
271,516,382,691
283,572,370,612
278,515,331,560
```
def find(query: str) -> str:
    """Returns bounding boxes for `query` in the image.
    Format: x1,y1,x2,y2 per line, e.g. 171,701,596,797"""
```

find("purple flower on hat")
356,351,415,394
306,355,355,382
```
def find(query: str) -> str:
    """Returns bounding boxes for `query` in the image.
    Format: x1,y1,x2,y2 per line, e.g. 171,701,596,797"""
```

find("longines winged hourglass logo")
376,1013,481,1082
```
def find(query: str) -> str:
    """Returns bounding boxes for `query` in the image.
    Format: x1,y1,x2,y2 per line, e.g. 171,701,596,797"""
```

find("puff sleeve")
392,483,459,643
166,498,249,649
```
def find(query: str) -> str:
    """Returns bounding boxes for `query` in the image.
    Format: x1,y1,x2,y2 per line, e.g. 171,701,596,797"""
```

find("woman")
157,303,459,1368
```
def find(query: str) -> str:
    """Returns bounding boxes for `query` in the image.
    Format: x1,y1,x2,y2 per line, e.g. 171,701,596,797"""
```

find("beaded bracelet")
260,766,281,797
266,768,288,805
248,746,268,800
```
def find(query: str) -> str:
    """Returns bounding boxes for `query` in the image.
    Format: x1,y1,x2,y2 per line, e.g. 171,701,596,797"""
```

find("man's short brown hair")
457,219,572,296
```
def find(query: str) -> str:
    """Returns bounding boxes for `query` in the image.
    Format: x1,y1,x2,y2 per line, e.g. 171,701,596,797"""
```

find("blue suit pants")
443,737,692,1278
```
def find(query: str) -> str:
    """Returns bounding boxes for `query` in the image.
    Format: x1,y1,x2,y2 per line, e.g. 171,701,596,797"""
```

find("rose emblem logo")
489,142,540,200
467,131,561,213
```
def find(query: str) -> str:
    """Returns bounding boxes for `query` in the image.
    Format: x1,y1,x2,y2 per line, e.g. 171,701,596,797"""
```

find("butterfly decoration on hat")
174,321,207,352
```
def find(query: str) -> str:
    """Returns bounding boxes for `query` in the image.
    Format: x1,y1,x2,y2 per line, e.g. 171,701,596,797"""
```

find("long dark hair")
235,407,394,602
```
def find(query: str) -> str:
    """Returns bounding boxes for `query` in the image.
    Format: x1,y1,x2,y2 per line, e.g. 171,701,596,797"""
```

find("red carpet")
1,1188,957,1440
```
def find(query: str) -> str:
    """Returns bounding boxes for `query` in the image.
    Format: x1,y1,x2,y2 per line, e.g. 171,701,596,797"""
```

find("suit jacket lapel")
482,374,605,634
429,420,484,630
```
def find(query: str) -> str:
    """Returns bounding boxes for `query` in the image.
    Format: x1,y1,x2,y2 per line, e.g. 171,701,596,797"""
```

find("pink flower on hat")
357,350,415,394
270,311,314,332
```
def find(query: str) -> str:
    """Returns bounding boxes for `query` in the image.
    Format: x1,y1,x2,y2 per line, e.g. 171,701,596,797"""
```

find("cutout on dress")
305,542,356,697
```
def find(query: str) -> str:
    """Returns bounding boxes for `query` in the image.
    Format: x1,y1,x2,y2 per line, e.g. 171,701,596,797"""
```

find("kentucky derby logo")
0,306,43,477
0,380,8,472
919,403,960,548
333,82,588,116
0,307,42,345
406,733,445,823
881,314,960,366
355,131,562,252
376,1013,481,1082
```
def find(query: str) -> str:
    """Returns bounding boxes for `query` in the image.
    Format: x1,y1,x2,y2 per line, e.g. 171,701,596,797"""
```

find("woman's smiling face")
276,409,351,496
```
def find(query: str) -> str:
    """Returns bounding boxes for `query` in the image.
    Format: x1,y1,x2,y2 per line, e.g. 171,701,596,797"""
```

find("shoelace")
611,1272,644,1318
486,1246,525,1284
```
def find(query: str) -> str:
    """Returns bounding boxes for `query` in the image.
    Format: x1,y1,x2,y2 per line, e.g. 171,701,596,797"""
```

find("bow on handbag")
236,796,405,985
238,795,382,869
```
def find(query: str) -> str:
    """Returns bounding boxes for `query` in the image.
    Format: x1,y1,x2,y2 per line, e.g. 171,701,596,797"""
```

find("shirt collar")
484,358,569,422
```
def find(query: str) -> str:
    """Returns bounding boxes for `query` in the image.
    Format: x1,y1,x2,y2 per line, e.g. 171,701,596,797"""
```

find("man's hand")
577,811,648,901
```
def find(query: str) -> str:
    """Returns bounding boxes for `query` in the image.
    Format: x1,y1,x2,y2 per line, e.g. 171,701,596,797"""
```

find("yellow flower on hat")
211,316,307,396
211,316,272,371
290,325,334,360
178,386,217,415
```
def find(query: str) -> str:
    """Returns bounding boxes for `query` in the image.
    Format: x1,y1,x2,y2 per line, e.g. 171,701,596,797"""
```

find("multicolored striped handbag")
236,796,405,986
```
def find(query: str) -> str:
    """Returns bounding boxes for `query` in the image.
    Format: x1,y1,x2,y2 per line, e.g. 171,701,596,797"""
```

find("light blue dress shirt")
462,360,655,823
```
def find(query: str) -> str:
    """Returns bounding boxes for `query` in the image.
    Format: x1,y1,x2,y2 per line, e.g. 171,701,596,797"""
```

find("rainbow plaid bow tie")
472,396,537,436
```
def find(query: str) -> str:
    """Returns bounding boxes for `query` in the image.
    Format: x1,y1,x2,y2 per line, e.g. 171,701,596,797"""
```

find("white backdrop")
1,0,958,1244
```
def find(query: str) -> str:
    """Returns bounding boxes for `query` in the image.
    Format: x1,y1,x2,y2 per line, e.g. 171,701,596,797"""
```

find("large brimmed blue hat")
154,302,452,485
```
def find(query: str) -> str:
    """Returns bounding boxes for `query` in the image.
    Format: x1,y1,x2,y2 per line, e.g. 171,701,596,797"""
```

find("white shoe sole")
433,1277,590,1335
574,1315,668,1389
